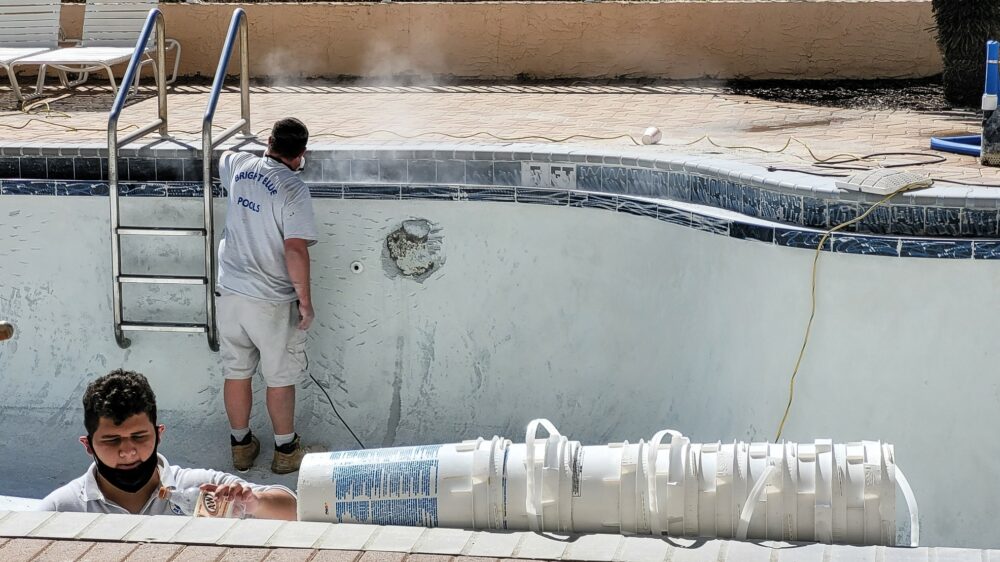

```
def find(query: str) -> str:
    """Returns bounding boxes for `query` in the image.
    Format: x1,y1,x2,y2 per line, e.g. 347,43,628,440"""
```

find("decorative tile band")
0,146,994,239
1,178,994,261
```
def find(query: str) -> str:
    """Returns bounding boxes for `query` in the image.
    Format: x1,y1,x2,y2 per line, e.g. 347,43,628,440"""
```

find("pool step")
118,274,208,285
120,321,208,333
117,226,207,236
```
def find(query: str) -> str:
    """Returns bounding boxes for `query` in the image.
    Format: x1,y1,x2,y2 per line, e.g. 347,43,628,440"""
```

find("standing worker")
216,117,317,474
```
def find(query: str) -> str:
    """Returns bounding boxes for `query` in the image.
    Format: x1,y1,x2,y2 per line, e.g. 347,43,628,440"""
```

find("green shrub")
931,0,1000,107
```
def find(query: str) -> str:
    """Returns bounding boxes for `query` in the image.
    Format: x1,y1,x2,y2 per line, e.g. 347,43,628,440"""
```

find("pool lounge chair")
0,0,62,102
9,0,180,102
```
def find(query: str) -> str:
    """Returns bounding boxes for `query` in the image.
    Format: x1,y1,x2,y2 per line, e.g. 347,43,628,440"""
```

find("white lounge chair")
0,0,62,102
9,0,180,102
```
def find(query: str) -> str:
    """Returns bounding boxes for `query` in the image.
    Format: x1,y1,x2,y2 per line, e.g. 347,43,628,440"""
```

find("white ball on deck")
641,126,662,145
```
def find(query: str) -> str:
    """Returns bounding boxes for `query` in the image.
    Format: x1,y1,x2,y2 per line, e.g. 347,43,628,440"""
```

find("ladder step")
118,226,207,236
119,275,207,285
121,322,208,333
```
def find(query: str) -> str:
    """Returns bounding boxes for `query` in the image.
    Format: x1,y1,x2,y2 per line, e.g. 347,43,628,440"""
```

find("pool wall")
2,146,999,547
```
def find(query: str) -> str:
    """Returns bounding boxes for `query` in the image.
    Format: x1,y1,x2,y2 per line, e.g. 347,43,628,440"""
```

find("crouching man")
37,369,296,519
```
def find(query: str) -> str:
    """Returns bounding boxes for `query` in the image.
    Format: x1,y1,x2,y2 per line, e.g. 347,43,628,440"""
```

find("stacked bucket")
297,419,918,547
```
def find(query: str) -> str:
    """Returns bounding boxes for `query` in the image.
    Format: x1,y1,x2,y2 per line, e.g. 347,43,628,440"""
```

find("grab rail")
107,8,168,349
201,8,252,351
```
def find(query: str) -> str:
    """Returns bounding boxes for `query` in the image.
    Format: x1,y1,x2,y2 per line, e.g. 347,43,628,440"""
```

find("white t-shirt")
35,454,294,515
218,151,318,303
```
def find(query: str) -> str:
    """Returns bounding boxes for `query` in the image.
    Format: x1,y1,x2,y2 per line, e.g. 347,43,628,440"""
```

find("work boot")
271,434,306,474
231,433,260,472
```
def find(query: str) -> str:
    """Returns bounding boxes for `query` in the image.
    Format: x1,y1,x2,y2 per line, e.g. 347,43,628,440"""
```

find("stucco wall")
59,2,942,80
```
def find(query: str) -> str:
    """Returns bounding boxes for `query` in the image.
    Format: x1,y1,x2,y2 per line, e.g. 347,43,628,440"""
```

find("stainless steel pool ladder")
107,8,250,351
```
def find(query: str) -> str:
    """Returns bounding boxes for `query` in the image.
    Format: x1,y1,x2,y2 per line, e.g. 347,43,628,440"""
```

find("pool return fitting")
297,419,918,547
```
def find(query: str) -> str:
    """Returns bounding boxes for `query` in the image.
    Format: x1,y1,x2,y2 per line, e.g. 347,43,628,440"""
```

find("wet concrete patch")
383,218,445,282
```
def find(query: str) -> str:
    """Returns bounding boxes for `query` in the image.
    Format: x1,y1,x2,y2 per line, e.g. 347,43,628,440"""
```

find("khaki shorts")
217,292,308,387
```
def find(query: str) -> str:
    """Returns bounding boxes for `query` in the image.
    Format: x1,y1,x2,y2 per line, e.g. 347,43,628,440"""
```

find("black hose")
767,166,849,177
304,349,366,449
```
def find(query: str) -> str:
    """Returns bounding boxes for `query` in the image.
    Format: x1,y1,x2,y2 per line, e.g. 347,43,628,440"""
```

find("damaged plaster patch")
383,219,445,282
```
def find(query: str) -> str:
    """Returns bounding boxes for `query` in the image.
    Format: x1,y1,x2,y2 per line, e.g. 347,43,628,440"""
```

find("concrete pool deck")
0,81,997,188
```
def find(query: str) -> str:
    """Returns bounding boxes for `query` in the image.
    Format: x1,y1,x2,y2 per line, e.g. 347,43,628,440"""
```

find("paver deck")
0,509,992,562
1,81,998,188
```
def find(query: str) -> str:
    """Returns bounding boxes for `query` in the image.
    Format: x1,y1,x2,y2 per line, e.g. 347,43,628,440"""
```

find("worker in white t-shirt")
216,117,318,474
37,370,296,518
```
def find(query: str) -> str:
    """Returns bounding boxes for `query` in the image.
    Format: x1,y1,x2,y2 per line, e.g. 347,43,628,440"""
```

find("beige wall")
60,2,943,80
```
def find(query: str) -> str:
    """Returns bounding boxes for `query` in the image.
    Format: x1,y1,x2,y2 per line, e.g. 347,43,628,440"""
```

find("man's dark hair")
83,369,157,436
268,117,309,159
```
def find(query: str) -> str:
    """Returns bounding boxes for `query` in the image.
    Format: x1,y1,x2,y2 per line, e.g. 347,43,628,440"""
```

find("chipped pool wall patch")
384,219,445,281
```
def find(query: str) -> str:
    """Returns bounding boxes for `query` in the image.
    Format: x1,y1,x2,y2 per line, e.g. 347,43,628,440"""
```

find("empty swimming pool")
2,144,1000,547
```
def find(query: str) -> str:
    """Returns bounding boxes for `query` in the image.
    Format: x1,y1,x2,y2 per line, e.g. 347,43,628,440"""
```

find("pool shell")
6,142,1000,548
1,142,1000,260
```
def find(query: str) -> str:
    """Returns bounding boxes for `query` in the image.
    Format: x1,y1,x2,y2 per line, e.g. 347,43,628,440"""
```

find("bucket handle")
524,418,561,531
736,463,777,540
895,467,919,547
646,429,684,536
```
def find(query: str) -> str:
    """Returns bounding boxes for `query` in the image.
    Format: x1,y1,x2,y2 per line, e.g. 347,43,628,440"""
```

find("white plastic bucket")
297,419,918,547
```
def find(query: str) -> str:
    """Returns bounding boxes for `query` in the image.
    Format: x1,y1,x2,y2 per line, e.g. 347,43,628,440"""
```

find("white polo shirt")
36,454,294,515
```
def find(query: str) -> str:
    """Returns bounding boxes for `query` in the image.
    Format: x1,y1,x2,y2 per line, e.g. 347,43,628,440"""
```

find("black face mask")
88,435,160,494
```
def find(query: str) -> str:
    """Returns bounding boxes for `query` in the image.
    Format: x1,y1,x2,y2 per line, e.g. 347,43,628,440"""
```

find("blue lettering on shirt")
237,196,261,213
233,170,278,195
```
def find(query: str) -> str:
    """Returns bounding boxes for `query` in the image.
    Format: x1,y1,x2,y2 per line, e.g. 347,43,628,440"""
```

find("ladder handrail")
108,8,168,147
202,8,251,352
204,8,251,144
108,8,168,350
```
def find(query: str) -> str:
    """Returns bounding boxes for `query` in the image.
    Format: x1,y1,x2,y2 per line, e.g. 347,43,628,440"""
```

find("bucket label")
327,445,441,527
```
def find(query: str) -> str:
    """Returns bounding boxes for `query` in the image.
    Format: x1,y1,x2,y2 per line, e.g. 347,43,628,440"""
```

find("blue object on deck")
930,135,982,156
983,40,1000,166
930,41,999,159
984,40,999,105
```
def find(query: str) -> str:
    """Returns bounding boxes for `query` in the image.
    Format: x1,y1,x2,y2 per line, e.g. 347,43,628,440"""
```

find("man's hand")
201,482,260,516
298,301,314,331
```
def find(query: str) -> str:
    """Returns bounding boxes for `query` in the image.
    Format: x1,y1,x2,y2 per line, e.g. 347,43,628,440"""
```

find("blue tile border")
656,207,692,229
401,186,459,201
343,185,400,200
973,241,1000,259
2,180,55,195
730,221,774,244
462,187,515,203
775,229,831,251
2,144,1000,261
617,198,658,218
831,234,898,257
899,239,973,259
517,188,569,206
570,192,618,211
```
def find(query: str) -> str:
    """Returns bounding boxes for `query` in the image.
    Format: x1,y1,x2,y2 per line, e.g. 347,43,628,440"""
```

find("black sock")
275,434,299,453
231,432,253,446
